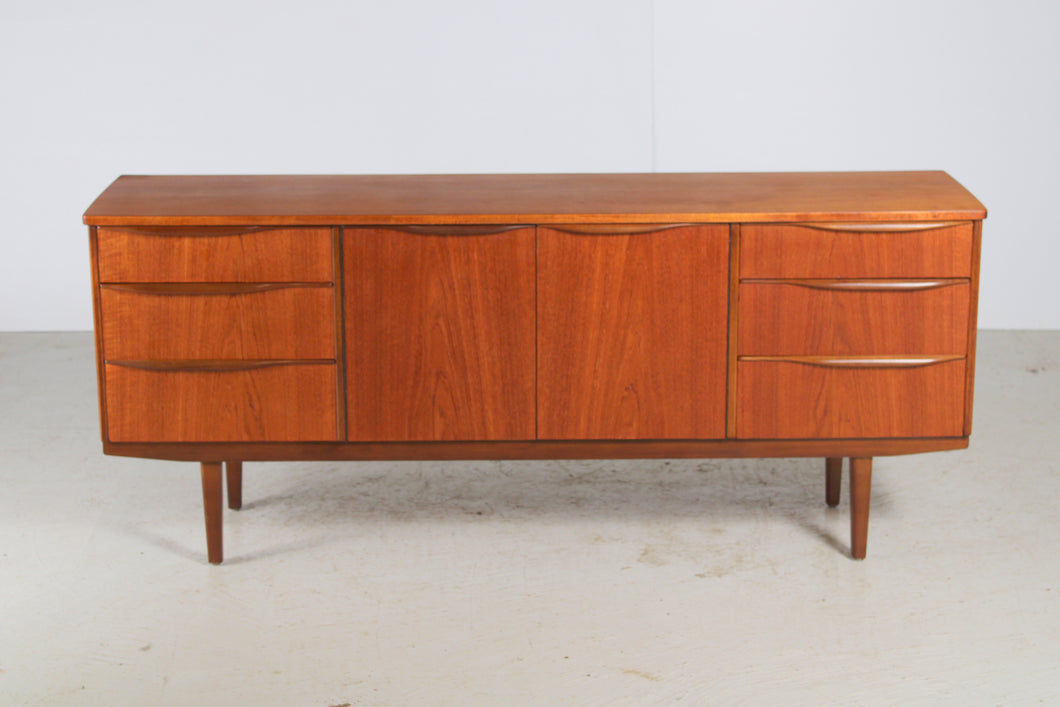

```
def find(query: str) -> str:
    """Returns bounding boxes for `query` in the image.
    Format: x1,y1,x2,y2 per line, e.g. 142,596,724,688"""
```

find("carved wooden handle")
364,225,531,236
741,279,966,292
739,355,964,369
793,222,965,232
106,359,335,372
102,226,292,237
100,283,332,295
546,224,696,235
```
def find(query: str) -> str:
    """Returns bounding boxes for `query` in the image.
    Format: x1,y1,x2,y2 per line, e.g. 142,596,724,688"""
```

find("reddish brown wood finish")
331,227,348,441
84,172,986,563
726,225,741,437
84,173,986,226
88,227,110,443
740,223,974,279
105,364,338,442
100,286,335,360
738,281,970,355
964,221,983,435
102,436,969,463
826,457,843,507
343,226,536,441
850,457,873,559
201,462,223,564
736,359,966,439
226,461,242,510
537,225,729,440
97,227,333,282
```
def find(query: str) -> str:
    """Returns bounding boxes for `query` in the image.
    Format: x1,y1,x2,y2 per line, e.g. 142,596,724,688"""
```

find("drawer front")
738,281,970,356
104,363,338,442
736,359,966,439
97,227,333,282
741,223,973,278
100,285,335,360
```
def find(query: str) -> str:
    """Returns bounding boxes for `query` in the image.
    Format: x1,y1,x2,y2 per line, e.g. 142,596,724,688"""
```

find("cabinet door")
344,226,536,441
537,225,729,439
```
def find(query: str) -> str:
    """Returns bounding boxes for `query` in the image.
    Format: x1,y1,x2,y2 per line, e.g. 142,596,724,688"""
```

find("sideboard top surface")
83,171,986,226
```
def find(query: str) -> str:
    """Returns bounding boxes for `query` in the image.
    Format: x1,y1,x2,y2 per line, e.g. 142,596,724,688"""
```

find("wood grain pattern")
736,359,966,439
738,281,970,355
740,223,974,278
344,227,536,441
97,227,333,282
101,286,335,360
537,225,728,439
105,364,338,442
83,173,987,226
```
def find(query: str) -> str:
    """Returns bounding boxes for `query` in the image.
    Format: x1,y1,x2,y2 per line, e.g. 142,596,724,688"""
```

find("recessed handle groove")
740,278,967,292
357,225,531,236
101,226,299,237
100,282,333,295
106,359,335,372
546,223,697,236
739,355,964,369
791,222,965,233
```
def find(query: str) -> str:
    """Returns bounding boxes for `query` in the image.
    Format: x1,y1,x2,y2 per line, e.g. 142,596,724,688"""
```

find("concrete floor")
0,331,1057,705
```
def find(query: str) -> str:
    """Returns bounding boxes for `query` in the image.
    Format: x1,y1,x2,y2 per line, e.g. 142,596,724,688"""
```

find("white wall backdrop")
1,0,1056,330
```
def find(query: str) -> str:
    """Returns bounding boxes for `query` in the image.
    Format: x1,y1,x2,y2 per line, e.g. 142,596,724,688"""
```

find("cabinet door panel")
344,227,535,441
537,225,729,440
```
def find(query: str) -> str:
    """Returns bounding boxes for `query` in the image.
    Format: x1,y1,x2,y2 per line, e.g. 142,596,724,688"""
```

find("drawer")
740,223,973,278
101,284,335,360
104,362,338,442
736,358,966,439
738,280,970,356
96,227,333,282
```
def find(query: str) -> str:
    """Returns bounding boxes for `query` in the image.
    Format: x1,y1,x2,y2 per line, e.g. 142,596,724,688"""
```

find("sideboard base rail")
198,454,887,564
106,437,967,463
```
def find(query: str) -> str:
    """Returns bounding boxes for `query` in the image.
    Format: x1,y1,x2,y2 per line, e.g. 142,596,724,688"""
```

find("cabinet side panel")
964,220,983,435
537,225,729,440
344,227,536,442
88,227,109,443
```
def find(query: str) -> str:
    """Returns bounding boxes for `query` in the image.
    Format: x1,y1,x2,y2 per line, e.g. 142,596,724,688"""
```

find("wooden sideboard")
83,172,986,564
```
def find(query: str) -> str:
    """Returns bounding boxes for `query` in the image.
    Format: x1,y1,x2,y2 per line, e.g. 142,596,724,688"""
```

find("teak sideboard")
83,172,986,564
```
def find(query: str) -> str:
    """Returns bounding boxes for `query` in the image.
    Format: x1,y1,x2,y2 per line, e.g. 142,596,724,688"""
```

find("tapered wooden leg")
849,457,872,560
825,457,843,507
201,462,223,564
226,461,243,511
